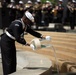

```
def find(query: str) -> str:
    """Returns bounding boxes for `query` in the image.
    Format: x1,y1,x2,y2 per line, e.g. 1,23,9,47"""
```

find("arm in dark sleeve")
26,26,42,38
13,24,26,45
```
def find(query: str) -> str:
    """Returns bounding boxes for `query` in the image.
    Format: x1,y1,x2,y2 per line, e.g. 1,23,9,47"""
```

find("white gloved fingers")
30,44,35,50
46,36,51,40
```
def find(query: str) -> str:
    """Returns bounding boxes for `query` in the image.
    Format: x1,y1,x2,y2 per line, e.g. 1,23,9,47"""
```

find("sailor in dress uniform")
1,11,45,75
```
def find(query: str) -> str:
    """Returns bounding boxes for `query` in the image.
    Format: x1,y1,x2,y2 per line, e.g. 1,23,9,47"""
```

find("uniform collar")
21,18,25,29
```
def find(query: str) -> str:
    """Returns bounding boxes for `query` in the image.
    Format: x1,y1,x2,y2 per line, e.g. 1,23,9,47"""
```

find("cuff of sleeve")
25,42,27,46
40,35,43,38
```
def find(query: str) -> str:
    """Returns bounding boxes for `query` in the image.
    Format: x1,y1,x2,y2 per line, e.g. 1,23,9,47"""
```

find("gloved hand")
30,44,35,50
40,35,51,41
41,35,46,39
46,36,51,40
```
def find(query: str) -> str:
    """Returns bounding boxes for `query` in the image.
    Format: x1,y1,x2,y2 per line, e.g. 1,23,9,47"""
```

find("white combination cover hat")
37,0,41,2
11,0,14,2
72,0,76,3
27,0,32,3
59,0,63,2
25,11,34,22
19,1,23,4
46,0,50,3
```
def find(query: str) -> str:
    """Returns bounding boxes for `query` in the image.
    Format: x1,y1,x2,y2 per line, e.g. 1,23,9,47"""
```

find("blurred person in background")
67,0,76,30
41,0,53,27
16,0,25,19
25,0,34,14
1,0,10,31
25,0,33,10
54,0,64,23
7,0,16,24
34,0,42,29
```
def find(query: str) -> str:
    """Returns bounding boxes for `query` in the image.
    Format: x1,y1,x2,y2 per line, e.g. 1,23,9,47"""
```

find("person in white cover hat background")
16,0,25,19
0,11,45,75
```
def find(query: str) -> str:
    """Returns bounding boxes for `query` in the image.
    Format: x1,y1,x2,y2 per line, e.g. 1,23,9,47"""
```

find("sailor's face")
24,18,33,26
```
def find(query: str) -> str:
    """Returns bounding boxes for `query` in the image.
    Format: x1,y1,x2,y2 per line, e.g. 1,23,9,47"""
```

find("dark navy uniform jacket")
6,19,42,44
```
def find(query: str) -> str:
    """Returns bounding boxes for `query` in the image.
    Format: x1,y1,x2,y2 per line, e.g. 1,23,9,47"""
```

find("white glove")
30,44,35,50
46,36,51,40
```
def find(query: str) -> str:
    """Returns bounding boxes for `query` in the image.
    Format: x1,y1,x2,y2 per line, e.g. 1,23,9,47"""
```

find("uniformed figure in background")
1,0,10,31
42,0,53,26
1,11,45,75
65,0,71,24
45,1,53,23
25,0,33,12
70,0,76,30
74,0,76,25
67,0,76,30
16,0,25,19
52,4,58,23
7,0,16,24
34,0,42,29
55,0,64,23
